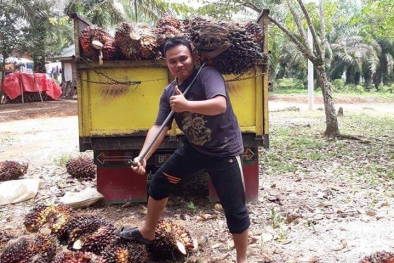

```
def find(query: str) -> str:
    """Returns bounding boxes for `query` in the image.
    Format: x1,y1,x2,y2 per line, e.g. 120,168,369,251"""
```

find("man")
116,37,250,263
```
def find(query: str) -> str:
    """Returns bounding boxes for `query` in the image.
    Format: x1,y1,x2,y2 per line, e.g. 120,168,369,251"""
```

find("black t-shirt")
154,66,243,157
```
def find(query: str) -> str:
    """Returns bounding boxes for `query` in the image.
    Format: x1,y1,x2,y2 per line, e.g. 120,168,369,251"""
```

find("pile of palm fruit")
183,17,265,75
79,26,119,62
79,15,265,75
114,22,159,60
0,203,195,262
360,251,394,263
65,156,96,181
0,160,28,181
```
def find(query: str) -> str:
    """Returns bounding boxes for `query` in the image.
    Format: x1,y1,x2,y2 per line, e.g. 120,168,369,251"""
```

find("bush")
276,78,305,90
380,84,394,94
331,79,345,92
354,85,365,94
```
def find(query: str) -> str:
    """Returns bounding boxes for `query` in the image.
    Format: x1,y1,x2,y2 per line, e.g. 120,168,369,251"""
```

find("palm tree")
330,35,380,87
64,0,125,28
373,39,394,90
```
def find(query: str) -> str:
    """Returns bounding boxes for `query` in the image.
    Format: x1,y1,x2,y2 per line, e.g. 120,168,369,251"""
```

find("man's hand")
131,157,146,175
170,86,189,112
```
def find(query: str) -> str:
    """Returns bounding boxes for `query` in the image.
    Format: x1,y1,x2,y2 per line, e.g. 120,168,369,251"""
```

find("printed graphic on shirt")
181,112,212,146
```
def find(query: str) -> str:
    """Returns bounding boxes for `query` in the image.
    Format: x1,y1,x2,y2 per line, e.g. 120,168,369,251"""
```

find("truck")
71,10,270,203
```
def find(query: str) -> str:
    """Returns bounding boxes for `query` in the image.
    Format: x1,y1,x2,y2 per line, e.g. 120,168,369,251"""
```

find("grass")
53,153,74,167
272,88,394,99
262,108,394,186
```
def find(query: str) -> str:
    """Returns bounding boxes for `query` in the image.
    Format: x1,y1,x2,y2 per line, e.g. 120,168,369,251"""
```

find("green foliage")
65,0,125,27
0,3,26,63
353,0,394,40
54,153,73,167
276,78,305,90
331,79,345,91
380,84,394,94
187,201,196,213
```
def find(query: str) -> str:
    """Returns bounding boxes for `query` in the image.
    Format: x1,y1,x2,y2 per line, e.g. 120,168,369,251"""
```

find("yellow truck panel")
77,62,264,139
79,64,169,136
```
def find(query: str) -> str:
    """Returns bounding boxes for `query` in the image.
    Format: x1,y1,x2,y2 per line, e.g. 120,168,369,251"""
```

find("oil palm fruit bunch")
360,251,394,263
100,237,149,263
183,17,265,75
65,156,96,181
24,204,54,233
244,21,264,42
0,230,15,250
45,204,75,237
115,22,159,60
52,251,106,263
24,204,74,234
0,233,57,263
65,214,116,254
150,219,195,260
155,15,183,52
0,160,28,181
79,26,118,62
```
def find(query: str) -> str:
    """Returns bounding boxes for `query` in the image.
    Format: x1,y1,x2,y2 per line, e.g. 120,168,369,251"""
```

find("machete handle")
127,156,143,167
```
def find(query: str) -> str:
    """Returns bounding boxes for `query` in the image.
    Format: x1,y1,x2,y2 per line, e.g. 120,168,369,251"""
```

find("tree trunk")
1,51,6,104
345,67,352,84
374,66,382,91
354,71,360,85
316,67,339,137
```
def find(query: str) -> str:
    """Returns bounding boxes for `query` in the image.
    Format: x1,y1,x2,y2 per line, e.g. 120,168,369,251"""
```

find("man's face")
165,44,195,84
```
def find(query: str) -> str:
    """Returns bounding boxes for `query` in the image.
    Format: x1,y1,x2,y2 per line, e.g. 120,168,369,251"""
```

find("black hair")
163,37,193,57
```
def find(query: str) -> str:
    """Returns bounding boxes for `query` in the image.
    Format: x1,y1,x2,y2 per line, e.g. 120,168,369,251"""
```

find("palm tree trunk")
134,0,138,22
316,66,339,137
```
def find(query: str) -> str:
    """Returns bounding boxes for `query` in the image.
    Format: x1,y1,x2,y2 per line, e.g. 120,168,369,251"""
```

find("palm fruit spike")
150,219,195,260
65,214,116,254
24,204,53,232
24,204,74,234
52,251,106,263
0,233,57,263
156,14,181,29
244,21,264,42
71,224,116,254
182,16,265,75
155,15,182,50
57,214,100,242
30,233,58,262
360,251,394,263
100,237,149,263
0,161,28,181
45,204,74,237
0,236,34,263
65,156,96,181
115,22,159,60
79,25,118,62
0,230,16,250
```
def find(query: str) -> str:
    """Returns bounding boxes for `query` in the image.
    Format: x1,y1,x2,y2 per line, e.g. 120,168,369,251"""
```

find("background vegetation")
1,0,394,96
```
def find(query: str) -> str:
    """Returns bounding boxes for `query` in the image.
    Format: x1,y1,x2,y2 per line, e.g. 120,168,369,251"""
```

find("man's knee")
148,171,172,200
225,208,250,234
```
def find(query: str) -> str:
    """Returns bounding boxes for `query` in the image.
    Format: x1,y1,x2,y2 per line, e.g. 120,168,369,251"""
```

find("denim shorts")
149,140,250,234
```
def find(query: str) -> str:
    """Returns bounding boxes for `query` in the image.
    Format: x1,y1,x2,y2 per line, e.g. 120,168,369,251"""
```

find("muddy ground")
0,95,394,263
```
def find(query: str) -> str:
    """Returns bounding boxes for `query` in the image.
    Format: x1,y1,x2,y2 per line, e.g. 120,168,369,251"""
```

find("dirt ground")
1,94,393,122
0,95,394,263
